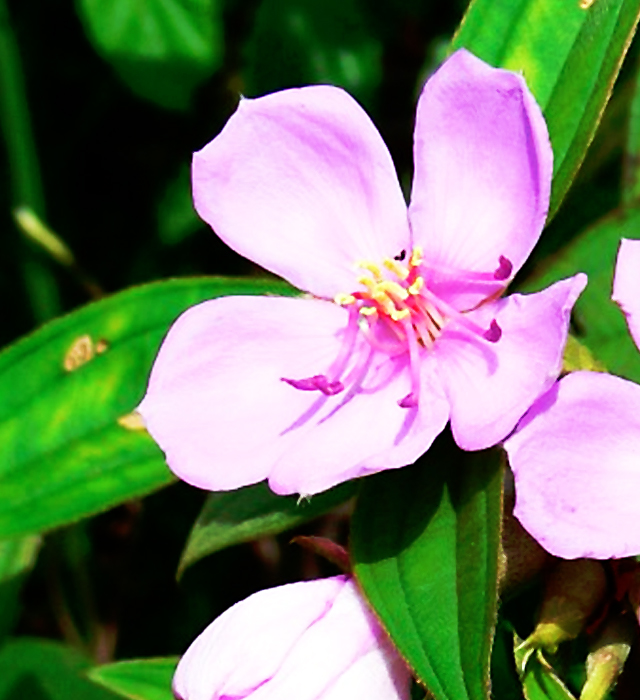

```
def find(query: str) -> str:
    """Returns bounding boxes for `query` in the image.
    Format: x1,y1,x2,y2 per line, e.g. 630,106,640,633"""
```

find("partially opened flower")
173,576,410,700
504,237,640,559
139,48,585,496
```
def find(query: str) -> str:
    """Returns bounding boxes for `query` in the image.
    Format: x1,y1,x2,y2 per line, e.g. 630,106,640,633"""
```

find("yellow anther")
377,280,409,301
334,293,356,306
358,276,376,291
409,247,423,267
356,261,383,280
372,291,396,316
391,308,411,321
408,276,424,295
359,306,377,316
383,258,410,280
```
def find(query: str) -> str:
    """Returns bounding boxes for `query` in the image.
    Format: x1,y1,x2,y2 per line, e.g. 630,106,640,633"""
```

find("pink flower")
173,576,410,700
504,238,640,559
139,49,585,496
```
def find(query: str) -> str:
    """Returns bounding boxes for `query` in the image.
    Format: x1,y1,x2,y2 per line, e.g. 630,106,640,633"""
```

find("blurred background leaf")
88,657,177,700
243,0,382,107
0,535,41,643
74,0,224,111
177,480,356,577
0,638,120,700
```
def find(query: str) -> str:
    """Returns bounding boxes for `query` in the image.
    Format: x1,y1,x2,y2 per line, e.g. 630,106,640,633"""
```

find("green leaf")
244,0,382,108
74,0,223,110
0,638,119,700
88,658,178,700
451,0,640,219
0,277,296,539
623,54,640,204
178,480,356,576
351,438,503,700
522,204,640,382
514,642,577,700
0,535,41,642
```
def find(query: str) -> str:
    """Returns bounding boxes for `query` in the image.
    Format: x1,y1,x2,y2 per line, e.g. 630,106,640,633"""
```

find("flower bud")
580,613,635,700
523,559,607,654
173,575,410,700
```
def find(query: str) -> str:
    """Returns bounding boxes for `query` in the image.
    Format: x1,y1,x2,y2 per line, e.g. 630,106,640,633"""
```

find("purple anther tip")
281,376,322,391
398,392,418,409
314,375,345,396
281,375,344,396
483,319,502,343
494,255,513,281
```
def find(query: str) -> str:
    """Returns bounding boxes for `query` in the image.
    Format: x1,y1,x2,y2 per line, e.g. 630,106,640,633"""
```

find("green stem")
0,0,61,322
0,0,44,213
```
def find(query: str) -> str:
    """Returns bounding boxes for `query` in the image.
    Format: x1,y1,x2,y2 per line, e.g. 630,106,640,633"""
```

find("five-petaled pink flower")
173,576,410,700
139,49,585,496
504,237,640,560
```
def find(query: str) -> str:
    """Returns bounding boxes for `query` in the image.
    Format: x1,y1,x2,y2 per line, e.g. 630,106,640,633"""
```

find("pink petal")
248,579,410,700
612,237,640,352
193,87,409,299
138,296,449,496
409,49,552,310
504,371,640,559
435,274,586,451
173,576,349,700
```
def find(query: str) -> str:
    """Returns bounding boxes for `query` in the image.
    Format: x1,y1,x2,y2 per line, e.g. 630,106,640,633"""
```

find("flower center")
282,246,509,409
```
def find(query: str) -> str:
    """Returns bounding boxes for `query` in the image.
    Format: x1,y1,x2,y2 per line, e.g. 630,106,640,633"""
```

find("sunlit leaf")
88,658,178,700
452,0,640,219
352,437,503,700
0,277,296,538
75,0,223,110
178,480,356,577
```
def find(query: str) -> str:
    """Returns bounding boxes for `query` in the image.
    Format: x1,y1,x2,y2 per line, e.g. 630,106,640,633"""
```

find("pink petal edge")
409,48,552,311
612,237,640,352
138,295,450,497
192,86,409,300
505,371,640,559
438,273,586,451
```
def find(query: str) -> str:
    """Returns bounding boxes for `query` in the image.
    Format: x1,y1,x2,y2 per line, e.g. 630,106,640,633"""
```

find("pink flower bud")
173,575,410,700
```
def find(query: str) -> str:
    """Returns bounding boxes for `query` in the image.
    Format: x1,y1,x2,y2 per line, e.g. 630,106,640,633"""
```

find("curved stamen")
398,317,421,409
281,375,344,395
419,286,500,343
284,247,506,409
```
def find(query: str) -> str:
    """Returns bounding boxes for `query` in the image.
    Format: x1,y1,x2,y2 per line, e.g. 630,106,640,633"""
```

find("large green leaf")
244,0,382,107
451,0,640,219
522,204,640,382
0,277,296,539
0,638,119,700
74,0,223,110
88,658,178,700
351,438,503,700
177,480,357,576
